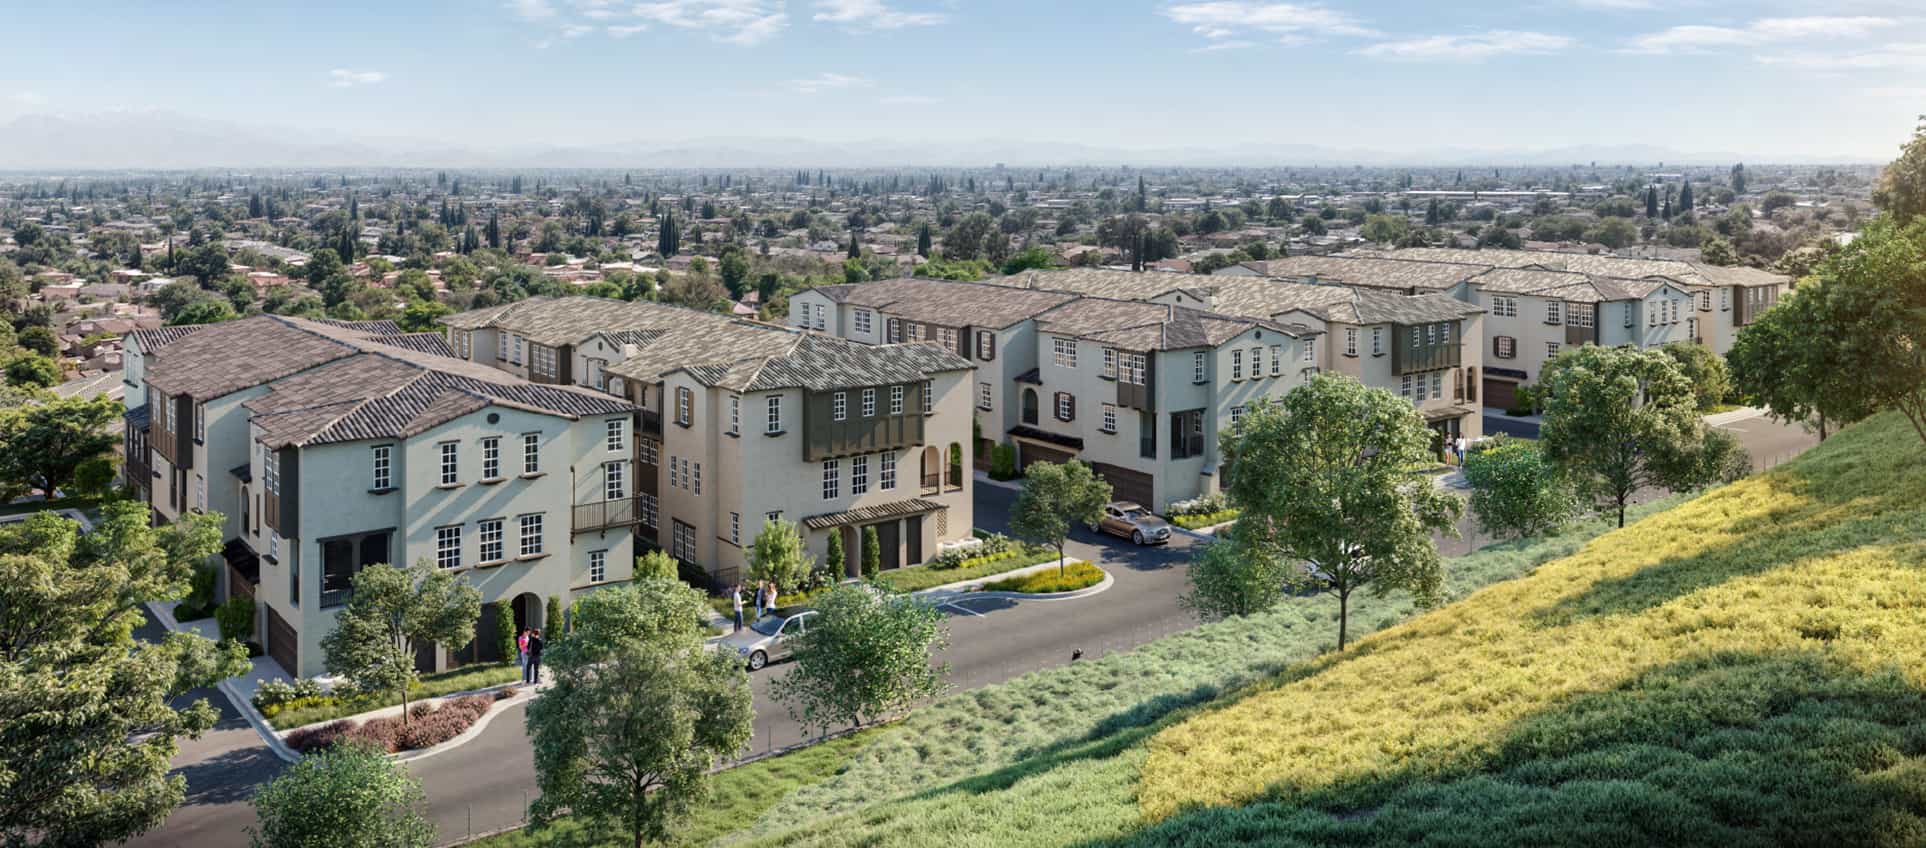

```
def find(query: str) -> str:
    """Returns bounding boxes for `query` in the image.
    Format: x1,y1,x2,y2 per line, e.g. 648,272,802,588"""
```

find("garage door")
1092,462,1155,510
265,604,298,676
1482,378,1519,411
1016,441,1076,473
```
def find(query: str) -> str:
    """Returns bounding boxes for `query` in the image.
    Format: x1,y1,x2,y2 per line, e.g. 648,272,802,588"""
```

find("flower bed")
256,663,520,729
979,562,1105,594
1170,509,1238,530
283,690,514,755
874,541,1059,593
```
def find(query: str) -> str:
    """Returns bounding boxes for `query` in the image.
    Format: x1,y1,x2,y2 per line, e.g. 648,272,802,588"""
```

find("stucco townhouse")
128,315,634,678
439,295,977,586
1459,268,1701,409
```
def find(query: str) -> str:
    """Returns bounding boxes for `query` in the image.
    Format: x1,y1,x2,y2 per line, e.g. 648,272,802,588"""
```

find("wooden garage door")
1016,441,1076,473
1092,462,1155,510
1482,378,1519,411
265,604,297,675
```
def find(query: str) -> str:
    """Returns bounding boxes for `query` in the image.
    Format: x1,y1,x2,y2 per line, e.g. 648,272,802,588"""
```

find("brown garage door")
1016,441,1076,473
265,604,297,675
1482,378,1519,411
1092,462,1155,510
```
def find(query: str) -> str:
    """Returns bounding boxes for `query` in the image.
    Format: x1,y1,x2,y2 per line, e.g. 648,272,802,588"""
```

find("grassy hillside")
1131,412,1926,846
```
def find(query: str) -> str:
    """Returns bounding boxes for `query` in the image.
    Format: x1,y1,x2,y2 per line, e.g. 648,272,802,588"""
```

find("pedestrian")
767,581,780,612
525,629,544,685
753,581,766,618
1455,436,1467,466
516,627,529,678
731,583,744,632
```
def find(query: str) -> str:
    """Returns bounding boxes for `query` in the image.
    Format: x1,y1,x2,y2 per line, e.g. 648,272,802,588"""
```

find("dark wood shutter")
1066,393,1076,421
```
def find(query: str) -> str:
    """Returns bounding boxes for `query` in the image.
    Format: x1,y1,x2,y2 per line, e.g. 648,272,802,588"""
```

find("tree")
1700,234,1739,266
824,529,846,580
1360,214,1409,245
1728,285,1875,441
718,249,750,298
916,224,932,258
525,580,752,848
1537,345,1720,527
1182,535,1289,620
1219,376,1460,650
942,212,996,261
4,354,59,389
1678,181,1695,214
0,394,119,497
1875,126,1926,226
747,519,811,593
493,599,517,660
1660,341,1732,411
16,325,57,358
861,526,881,581
771,584,946,733
0,503,248,846
248,741,432,848
1009,460,1111,576
398,300,453,333
1731,162,1747,196
1462,439,1579,539
320,561,481,724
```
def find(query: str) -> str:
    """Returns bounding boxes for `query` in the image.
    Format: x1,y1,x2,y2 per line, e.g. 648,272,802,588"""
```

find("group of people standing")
516,627,544,684
728,581,782,632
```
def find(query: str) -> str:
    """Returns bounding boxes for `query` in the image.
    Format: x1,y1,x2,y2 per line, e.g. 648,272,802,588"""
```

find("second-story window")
767,395,782,433
1053,337,1077,368
1304,338,1315,362
439,441,459,486
1372,327,1383,355
518,513,544,557
1103,347,1117,378
833,391,847,421
852,455,869,494
1231,350,1243,381
921,380,933,414
862,388,876,417
1193,351,1206,382
371,445,391,490
822,459,840,499
1250,347,1262,377
1345,328,1357,356
728,396,740,434
1270,345,1283,375
523,432,541,475
1055,391,1074,421
977,330,995,359
604,461,625,500
479,518,503,563
1122,353,1147,386
890,385,904,414
978,382,993,410
1102,403,1117,433
497,332,508,362
436,525,462,569
512,335,524,365
605,418,624,452
263,445,279,496
481,437,501,480
880,451,896,490
855,308,873,334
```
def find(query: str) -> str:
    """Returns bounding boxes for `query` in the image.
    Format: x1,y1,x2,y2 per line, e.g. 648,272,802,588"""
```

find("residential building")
1461,268,1699,408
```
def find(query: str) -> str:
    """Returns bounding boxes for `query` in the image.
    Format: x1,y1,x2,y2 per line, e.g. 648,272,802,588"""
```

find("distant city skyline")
2,0,1922,164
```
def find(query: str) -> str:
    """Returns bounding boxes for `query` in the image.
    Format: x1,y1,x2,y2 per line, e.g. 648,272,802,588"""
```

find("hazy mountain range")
0,110,1877,171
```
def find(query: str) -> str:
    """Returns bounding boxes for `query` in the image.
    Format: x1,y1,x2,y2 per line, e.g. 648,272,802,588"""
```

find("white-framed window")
1720,288,1730,311
639,437,658,465
1193,351,1206,382
1372,327,1384,355
496,331,508,362
195,475,206,511
479,518,503,563
937,326,958,351
833,391,848,421
589,549,607,582
164,396,176,435
1230,405,1246,427
1056,392,1073,421
676,386,693,426
1344,328,1357,356
671,520,695,562
1103,347,1117,378
606,418,625,452
604,461,625,500
921,380,933,413
371,445,391,490
1431,372,1442,398
905,322,921,342
978,382,993,410
1270,345,1283,375
1400,374,1413,400
854,308,873,335
1053,337,1077,368
1571,306,1593,328
512,334,524,365
1122,352,1146,386
668,456,680,489
518,513,544,557
1231,349,1243,381
728,396,739,434
890,385,904,414
1442,323,1452,344
532,344,556,378
195,404,204,442
1547,341,1562,357
852,455,869,494
481,436,501,480
1102,403,1117,433
439,441,459,486
862,388,876,417
767,395,783,433
263,445,279,496
1250,347,1263,378
880,451,896,490
1303,338,1315,361
1426,324,1437,346
692,461,701,495
1495,336,1516,359
522,432,541,474
1492,295,1517,317
977,330,995,359
822,459,840,499
1699,291,1712,311
813,303,827,331
436,525,462,569
1648,300,1660,326
728,512,741,545
640,494,657,529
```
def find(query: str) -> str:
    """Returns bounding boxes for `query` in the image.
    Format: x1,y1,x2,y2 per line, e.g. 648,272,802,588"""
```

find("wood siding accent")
275,447,299,539
1116,350,1153,412
1735,285,1780,327
803,384,925,462
149,392,171,466
174,395,195,468
558,344,574,384
1392,321,1463,375
1564,310,1597,346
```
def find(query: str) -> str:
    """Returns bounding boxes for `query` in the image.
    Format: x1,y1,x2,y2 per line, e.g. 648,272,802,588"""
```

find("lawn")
980,561,1105,593
265,663,522,729
870,544,1060,593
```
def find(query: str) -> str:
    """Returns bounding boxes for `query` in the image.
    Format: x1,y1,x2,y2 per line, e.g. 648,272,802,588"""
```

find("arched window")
946,442,963,488
1021,388,1039,425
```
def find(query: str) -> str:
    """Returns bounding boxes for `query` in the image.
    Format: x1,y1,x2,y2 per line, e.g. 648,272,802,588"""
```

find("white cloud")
1755,42,1926,71
1626,16,1896,54
812,0,947,31
1191,39,1256,52
879,94,937,104
327,69,388,88
1160,2,1376,46
788,72,872,94
607,23,648,36
630,0,789,45
562,23,595,37
506,0,556,19
1357,30,1575,61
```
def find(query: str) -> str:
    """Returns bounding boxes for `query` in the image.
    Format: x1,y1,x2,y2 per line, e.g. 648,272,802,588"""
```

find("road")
128,410,1818,846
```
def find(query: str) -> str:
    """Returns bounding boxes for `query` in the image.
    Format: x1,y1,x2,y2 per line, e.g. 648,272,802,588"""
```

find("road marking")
943,601,986,618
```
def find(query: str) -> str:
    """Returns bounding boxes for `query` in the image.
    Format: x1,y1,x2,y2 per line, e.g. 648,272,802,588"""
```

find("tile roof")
367,332,456,358
810,278,1077,329
1351,247,1789,289
124,325,205,352
1237,255,1492,292
142,316,362,399
1182,276,1482,325
439,296,724,347
1466,268,1678,303
677,333,974,393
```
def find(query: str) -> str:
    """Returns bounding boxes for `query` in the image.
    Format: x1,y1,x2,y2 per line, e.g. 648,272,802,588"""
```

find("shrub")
1170,509,1239,530
546,595,564,634
1166,493,1230,517
253,677,327,712
284,720,353,754
175,563,218,620
340,718,401,753
215,596,255,644
989,444,1018,480
981,562,1105,594
637,550,677,581
493,599,516,661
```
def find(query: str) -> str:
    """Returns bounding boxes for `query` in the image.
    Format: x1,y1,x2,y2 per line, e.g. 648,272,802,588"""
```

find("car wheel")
1132,530,1144,545
748,650,767,671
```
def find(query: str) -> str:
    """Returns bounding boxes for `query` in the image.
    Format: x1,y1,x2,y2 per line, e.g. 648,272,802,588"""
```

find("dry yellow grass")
1138,413,1926,823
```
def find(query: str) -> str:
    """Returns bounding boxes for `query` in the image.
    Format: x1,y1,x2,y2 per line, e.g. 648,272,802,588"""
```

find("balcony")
573,497,641,535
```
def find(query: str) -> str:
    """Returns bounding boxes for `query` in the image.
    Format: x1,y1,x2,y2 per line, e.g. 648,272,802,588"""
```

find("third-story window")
1345,328,1357,356
589,549,607,583
1572,306,1593,328
855,308,873,334
1231,350,1243,381
479,518,503,563
1250,346,1263,377
822,459,840,499
371,445,391,490
606,418,624,452
833,391,847,421
1546,301,1563,325
1122,353,1146,386
522,432,541,474
1103,347,1117,378
880,451,897,490
481,437,500,480
439,441,459,486
890,384,904,414
497,331,508,362
1053,337,1077,368
1270,345,1282,375
852,455,869,494
639,437,657,466
603,461,625,500
1102,403,1117,433
1304,338,1315,362
862,388,876,417
676,387,693,426
977,330,995,359
1056,392,1073,421
729,396,739,434
921,381,933,413
640,494,657,529
518,513,545,557
1495,336,1516,359
1193,351,1206,382
436,525,462,569
767,395,782,433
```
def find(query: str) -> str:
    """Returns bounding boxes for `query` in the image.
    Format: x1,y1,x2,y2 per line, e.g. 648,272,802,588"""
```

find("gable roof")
809,279,1077,329
1030,296,1315,351
1236,255,1491,292
440,296,727,347
1352,246,1789,289
673,333,973,393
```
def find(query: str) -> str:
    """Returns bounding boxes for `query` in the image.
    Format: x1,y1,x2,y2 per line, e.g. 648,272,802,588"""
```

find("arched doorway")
512,591,543,633
1021,388,1039,425
921,446,941,493
947,442,964,489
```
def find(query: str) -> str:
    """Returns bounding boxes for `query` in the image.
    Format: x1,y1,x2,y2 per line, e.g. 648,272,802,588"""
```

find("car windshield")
1124,508,1148,520
749,614,786,636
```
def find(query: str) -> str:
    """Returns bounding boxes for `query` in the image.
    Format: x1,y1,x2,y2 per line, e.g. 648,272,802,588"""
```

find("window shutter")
1067,393,1076,421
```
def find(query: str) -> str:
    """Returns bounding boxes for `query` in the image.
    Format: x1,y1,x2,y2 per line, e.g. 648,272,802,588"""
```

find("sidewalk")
1703,406,1766,427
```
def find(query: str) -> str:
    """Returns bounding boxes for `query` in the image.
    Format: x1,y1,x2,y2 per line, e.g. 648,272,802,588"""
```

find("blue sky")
2,0,1921,159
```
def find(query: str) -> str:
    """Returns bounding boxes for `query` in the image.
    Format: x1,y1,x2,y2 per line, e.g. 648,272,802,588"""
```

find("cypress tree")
848,231,860,259
1678,181,1694,214
1645,187,1658,218
917,224,932,258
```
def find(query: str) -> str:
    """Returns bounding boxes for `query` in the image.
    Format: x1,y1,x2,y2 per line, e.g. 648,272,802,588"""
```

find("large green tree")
772,584,947,733
1660,341,1732,411
1538,345,1725,527
0,503,248,845
1009,459,1111,576
746,519,812,593
248,741,433,848
320,561,480,724
1874,125,1926,226
525,579,752,848
0,393,119,498
1462,438,1580,539
1728,284,1876,441
1219,376,1460,650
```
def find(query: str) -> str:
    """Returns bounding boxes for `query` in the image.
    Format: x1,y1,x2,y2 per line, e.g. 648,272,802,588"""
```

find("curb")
971,471,1023,492
390,688,537,763
1172,522,1231,541
910,556,1085,596
145,599,303,764
1704,407,1766,427
965,566,1114,601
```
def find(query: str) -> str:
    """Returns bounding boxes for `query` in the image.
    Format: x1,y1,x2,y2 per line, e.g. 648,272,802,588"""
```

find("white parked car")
716,607,816,671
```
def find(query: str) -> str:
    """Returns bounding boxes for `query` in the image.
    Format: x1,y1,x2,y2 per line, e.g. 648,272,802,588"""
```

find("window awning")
1008,425,1085,451
802,498,942,531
